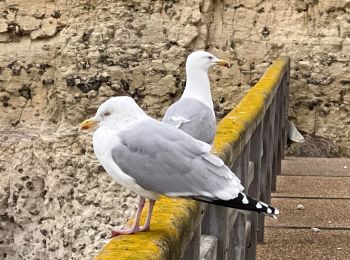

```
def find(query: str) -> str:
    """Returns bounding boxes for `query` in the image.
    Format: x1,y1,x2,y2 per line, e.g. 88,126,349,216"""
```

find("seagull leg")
111,197,145,237
138,199,155,232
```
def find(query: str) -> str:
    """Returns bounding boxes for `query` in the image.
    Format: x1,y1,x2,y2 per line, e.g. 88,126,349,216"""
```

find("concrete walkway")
257,157,350,259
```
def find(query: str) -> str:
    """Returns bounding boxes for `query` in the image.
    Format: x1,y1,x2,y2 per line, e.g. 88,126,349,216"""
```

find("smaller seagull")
79,97,279,236
287,120,305,143
163,51,230,145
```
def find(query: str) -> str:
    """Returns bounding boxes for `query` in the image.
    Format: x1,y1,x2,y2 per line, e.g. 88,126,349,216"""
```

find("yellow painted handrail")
95,198,199,260
213,57,289,154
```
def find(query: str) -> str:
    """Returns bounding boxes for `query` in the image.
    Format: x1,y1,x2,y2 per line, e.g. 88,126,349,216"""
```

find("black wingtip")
194,192,279,218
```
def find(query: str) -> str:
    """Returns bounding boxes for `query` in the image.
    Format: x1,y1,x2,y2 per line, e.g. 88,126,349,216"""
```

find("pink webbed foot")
111,228,137,237
138,224,150,232
111,225,150,237
110,198,155,237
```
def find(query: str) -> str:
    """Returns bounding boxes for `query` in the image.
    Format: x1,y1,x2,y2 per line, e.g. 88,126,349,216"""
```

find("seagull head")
79,96,146,131
186,51,231,72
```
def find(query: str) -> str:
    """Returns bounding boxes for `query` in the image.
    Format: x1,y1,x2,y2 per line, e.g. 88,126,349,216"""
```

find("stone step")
272,176,350,198
258,158,350,260
257,229,350,260
282,157,350,177
265,198,350,228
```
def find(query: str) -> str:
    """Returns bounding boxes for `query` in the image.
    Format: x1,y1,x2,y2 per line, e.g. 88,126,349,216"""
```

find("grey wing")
112,118,243,200
162,98,216,144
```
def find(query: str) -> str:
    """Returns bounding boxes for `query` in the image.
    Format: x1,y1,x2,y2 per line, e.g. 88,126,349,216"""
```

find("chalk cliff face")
0,0,349,258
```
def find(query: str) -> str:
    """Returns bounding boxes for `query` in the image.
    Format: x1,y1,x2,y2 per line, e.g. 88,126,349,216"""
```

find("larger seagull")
163,51,230,145
79,97,279,236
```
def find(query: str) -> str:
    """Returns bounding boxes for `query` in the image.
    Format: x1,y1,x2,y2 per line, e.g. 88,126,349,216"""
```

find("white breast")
93,127,159,200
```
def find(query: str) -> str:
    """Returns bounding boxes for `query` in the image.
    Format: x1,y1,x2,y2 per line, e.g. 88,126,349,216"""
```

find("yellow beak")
215,59,231,68
79,118,97,132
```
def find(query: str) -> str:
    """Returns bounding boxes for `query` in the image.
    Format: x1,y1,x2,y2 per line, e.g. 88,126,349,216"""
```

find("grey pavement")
281,157,350,177
273,176,350,199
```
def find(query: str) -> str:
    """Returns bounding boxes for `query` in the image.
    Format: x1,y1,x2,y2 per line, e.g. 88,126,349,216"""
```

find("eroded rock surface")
0,0,349,259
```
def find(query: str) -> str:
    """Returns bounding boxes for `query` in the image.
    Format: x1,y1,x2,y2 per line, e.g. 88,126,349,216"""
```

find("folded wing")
162,98,216,144
112,118,243,200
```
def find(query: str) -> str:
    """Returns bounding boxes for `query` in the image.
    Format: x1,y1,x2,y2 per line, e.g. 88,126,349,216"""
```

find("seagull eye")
208,56,213,60
103,112,111,117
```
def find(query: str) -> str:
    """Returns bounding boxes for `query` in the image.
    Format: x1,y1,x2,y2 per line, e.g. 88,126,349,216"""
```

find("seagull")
79,96,279,236
162,51,230,145
287,120,305,143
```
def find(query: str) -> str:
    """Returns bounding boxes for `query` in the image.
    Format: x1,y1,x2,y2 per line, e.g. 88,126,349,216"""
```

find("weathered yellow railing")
95,57,290,260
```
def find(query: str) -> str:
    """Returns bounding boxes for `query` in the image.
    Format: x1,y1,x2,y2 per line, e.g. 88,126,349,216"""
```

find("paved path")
257,157,350,259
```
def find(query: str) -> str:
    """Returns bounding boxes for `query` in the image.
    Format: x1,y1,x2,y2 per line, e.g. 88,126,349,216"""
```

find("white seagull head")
186,51,230,72
79,96,146,131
